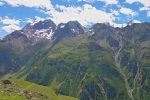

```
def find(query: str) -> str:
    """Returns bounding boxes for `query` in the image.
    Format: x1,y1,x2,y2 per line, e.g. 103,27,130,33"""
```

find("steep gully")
112,32,142,100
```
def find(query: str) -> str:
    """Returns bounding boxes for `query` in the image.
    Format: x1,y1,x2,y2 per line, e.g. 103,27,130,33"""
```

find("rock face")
32,19,56,30
3,19,57,45
2,80,12,84
65,21,85,36
53,21,85,41
0,20,150,100
22,19,57,41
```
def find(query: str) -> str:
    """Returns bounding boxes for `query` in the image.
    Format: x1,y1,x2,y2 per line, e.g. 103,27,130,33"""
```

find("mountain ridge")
1,19,146,41
0,19,150,100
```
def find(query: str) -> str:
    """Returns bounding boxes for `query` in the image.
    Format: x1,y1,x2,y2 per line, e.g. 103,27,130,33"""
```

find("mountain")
0,20,150,100
53,21,85,41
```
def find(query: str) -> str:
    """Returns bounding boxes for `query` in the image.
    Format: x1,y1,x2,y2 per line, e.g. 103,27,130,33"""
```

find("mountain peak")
19,19,57,41
23,19,56,30
32,19,56,30
64,21,85,36
66,21,82,29
92,23,112,30
52,21,85,41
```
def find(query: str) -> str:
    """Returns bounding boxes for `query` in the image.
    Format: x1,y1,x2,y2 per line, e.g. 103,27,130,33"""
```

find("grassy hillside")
10,35,129,100
0,23,149,100
0,79,79,100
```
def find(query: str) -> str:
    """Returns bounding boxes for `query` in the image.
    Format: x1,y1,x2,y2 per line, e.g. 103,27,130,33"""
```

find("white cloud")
126,0,150,17
132,20,141,23
111,23,127,28
110,9,119,16
26,18,33,24
1,0,52,10
1,24,21,33
1,16,20,25
26,16,45,25
111,19,141,28
78,0,94,2
126,0,150,7
78,0,118,5
0,16,45,33
0,1,4,6
140,7,150,17
48,4,115,26
34,16,45,23
0,16,21,33
119,7,137,16
100,0,118,5
147,11,150,17
140,7,150,11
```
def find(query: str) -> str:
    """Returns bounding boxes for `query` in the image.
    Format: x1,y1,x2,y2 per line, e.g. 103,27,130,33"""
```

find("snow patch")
71,29,75,32
46,29,54,39
60,25,65,28
89,29,95,35
34,29,54,40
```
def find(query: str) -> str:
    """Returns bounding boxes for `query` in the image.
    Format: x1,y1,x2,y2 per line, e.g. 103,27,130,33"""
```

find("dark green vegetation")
0,20,150,100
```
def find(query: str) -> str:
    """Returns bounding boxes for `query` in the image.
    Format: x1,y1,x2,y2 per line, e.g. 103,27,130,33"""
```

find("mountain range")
0,19,150,100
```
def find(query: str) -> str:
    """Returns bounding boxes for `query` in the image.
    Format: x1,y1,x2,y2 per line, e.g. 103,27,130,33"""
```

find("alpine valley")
0,19,150,100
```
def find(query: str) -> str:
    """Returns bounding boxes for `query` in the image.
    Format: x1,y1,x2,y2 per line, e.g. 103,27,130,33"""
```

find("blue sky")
0,0,150,38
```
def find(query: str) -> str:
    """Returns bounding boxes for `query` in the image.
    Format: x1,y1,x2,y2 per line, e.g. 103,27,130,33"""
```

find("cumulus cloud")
1,24,21,33
119,7,137,16
78,0,95,2
110,9,120,16
1,0,52,10
126,0,150,7
47,4,115,26
132,20,141,23
147,11,150,17
0,1,4,6
26,16,45,25
100,0,118,5
0,16,21,33
126,0,150,17
140,7,150,11
26,18,34,24
78,0,118,5
1,16,20,25
112,23,127,28
140,7,150,17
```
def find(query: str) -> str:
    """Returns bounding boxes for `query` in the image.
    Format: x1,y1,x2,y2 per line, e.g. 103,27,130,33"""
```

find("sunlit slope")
0,80,79,100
